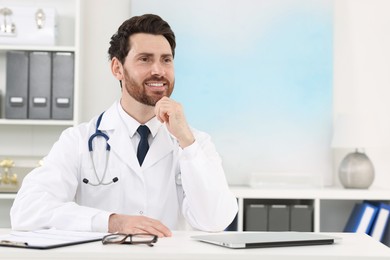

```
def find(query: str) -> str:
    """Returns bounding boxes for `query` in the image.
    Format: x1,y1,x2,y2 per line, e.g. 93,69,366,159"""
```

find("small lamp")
331,115,376,189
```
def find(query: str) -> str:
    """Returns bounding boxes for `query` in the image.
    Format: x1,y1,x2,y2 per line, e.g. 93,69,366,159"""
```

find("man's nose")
151,62,165,76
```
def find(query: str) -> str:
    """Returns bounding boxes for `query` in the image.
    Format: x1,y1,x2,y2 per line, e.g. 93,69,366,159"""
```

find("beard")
123,68,174,106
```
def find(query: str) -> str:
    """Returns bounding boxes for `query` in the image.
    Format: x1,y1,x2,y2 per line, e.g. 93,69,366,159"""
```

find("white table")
0,229,389,260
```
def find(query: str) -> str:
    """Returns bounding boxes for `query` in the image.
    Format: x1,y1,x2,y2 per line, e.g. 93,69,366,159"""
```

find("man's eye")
140,57,149,62
164,58,172,63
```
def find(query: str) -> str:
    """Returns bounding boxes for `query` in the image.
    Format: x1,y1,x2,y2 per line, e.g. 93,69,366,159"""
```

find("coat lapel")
99,103,140,173
141,126,176,169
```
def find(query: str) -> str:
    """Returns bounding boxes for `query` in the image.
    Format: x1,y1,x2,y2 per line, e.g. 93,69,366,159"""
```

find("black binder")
268,205,290,231
52,52,74,120
245,204,268,231
290,205,313,232
5,51,29,119
28,52,52,119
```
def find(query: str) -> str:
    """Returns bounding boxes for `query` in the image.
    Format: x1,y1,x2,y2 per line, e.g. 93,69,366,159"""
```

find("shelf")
0,119,75,126
0,193,17,199
231,185,390,232
230,185,390,201
0,45,76,52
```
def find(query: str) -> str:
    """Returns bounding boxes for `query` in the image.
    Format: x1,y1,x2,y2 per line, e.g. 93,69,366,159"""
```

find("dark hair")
108,14,176,64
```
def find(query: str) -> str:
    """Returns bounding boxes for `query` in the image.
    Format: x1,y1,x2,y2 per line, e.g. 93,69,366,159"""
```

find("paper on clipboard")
0,229,108,249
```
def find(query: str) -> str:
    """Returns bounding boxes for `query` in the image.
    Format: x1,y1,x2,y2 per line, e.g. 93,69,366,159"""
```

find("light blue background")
131,0,333,185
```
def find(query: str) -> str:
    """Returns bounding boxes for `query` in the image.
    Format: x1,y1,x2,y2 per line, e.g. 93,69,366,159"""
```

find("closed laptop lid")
191,232,338,249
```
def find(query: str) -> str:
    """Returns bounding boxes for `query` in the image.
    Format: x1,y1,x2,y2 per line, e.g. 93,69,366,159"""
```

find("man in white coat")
10,14,238,237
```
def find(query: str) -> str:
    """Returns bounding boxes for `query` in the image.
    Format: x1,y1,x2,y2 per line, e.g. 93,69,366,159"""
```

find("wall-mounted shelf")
0,194,17,199
230,185,390,232
0,0,80,160
0,119,75,126
0,46,76,52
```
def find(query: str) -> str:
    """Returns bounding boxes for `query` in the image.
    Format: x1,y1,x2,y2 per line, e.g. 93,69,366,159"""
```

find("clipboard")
0,229,107,250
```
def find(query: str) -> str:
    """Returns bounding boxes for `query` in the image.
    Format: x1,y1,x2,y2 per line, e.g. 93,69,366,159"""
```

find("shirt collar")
117,102,161,138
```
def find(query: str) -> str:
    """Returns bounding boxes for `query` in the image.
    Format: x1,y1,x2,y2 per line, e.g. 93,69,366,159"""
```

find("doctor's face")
122,33,175,106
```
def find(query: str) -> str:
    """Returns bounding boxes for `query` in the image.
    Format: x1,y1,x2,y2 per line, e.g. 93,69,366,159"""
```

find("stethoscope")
82,111,183,187
83,112,119,186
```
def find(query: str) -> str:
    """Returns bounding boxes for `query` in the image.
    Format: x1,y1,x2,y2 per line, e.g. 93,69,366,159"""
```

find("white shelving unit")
231,186,390,232
0,0,80,165
0,0,80,227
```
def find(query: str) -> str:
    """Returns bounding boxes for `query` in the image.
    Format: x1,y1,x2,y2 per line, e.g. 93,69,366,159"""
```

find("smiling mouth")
146,82,165,87
145,81,167,91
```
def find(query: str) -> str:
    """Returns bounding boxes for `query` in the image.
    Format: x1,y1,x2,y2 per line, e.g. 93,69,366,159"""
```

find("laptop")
191,232,338,249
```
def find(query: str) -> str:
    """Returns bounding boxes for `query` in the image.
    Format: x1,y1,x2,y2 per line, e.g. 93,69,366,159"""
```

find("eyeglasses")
102,233,158,247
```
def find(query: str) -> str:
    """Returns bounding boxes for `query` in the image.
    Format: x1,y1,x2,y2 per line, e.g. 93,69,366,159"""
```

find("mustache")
144,76,170,83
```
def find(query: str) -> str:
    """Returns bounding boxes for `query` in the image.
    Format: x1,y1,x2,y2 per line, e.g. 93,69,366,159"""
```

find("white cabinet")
230,186,390,232
0,0,80,165
0,0,80,227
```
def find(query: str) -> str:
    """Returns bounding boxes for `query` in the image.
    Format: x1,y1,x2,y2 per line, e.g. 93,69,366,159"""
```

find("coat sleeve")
10,125,112,232
179,130,238,231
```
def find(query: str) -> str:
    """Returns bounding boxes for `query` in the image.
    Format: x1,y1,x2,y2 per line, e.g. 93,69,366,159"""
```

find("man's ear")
111,57,124,80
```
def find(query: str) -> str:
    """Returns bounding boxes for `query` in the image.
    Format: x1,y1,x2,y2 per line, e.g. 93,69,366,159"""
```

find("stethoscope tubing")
84,112,118,186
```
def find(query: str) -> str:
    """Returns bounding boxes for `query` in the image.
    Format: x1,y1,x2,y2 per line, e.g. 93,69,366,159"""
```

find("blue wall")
131,0,333,185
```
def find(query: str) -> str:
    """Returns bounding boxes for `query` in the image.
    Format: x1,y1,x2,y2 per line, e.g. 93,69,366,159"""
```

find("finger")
141,219,172,237
134,225,166,238
130,227,145,235
153,222,172,237
154,103,162,122
138,226,165,238
154,102,168,123
129,221,155,235
157,106,171,123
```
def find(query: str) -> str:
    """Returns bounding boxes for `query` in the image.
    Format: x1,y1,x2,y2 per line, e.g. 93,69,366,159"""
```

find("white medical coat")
11,102,238,232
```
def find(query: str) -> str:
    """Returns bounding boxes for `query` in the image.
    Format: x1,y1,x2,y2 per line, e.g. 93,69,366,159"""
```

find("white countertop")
0,229,389,260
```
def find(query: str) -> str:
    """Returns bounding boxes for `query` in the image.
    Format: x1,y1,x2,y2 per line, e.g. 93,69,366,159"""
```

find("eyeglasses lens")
132,234,156,243
104,234,127,243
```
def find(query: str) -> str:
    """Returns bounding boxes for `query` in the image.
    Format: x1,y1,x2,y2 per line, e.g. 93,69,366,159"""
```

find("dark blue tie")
137,125,150,166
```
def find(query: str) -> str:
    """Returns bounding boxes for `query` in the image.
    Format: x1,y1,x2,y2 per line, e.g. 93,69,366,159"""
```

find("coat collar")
97,101,176,173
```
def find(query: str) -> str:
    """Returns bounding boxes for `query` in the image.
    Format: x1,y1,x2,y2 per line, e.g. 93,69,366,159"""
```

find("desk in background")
0,229,389,260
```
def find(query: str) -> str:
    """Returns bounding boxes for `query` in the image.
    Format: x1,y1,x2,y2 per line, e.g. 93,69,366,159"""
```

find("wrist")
108,213,119,233
178,134,195,148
